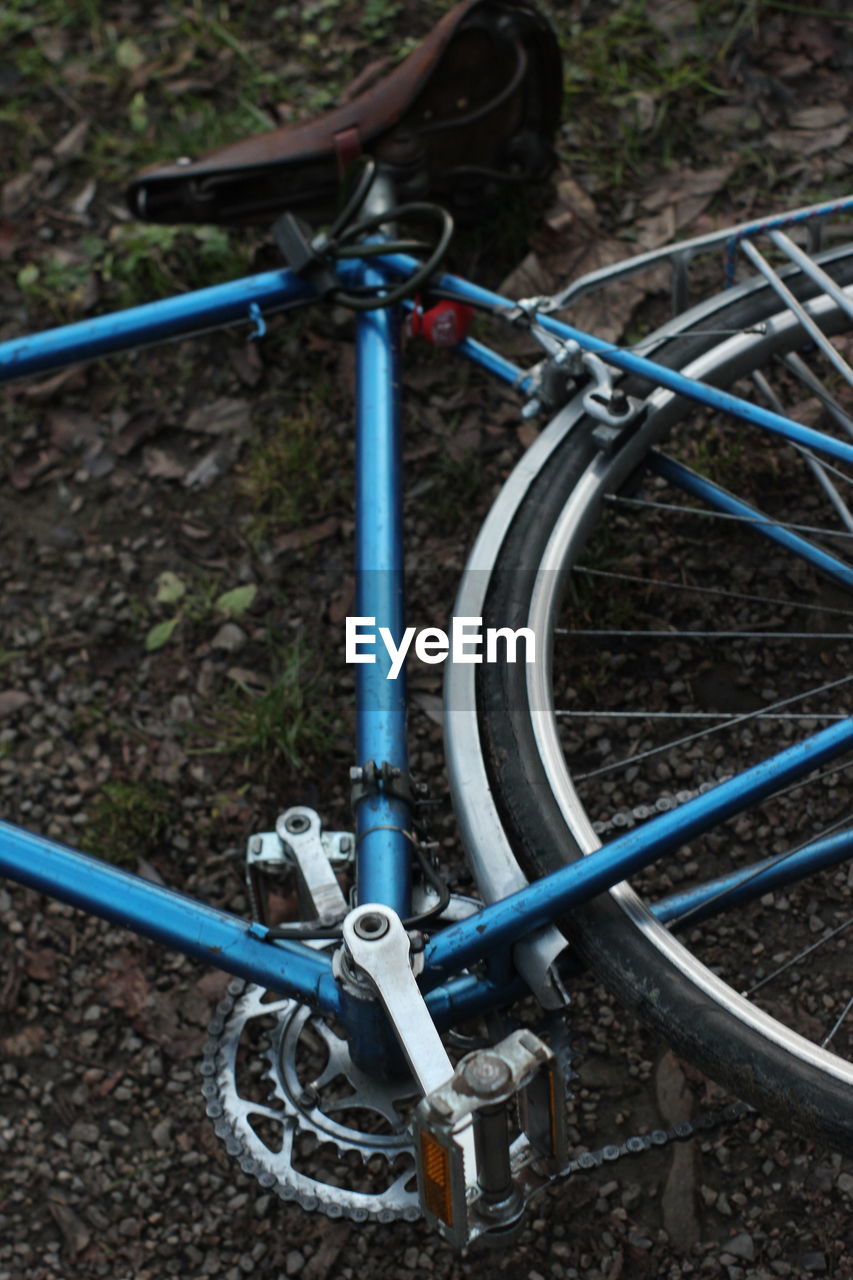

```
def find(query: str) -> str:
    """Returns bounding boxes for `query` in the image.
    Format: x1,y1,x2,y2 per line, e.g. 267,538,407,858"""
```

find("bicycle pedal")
413,1029,567,1249
245,807,354,926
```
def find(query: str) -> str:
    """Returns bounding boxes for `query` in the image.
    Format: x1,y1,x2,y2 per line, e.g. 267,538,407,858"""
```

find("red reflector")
408,299,474,347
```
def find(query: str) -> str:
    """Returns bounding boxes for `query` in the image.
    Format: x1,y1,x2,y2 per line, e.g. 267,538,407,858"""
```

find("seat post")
358,165,399,228
352,165,412,918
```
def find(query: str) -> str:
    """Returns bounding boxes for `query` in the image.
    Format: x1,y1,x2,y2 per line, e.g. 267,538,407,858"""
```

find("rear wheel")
474,247,853,1149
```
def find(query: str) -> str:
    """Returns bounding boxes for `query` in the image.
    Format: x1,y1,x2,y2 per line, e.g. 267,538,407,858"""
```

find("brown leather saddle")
126,0,562,227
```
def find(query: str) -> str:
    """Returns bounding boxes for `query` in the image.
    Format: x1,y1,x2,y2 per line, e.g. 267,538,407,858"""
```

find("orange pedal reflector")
419,1131,454,1226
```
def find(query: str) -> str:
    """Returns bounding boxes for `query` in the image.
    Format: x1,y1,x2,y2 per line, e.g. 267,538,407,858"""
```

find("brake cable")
272,158,455,312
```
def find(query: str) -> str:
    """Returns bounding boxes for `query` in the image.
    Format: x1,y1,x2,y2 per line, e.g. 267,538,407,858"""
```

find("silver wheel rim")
525,287,853,1089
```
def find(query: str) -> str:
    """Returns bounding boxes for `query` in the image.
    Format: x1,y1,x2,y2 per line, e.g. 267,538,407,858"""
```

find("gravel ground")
3,2,853,1277
1,882,852,1279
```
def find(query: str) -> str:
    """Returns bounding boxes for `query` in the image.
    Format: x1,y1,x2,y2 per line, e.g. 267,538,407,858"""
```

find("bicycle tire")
469,245,853,1150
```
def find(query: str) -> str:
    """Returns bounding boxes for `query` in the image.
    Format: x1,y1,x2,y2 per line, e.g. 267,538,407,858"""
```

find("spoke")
764,755,853,810
557,629,853,640
646,453,853,594
572,565,853,620
572,674,853,782
744,918,853,997
822,992,853,1049
609,491,853,539
755,362,853,466
751,367,853,533
781,445,853,495
782,351,853,439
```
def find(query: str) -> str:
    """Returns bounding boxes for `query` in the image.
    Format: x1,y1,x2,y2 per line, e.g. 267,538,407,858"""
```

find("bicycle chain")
562,1101,754,1179
542,1012,755,1181
590,775,731,838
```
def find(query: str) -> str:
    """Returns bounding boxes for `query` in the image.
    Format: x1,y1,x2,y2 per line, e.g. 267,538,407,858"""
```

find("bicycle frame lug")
350,759,415,808
510,295,552,325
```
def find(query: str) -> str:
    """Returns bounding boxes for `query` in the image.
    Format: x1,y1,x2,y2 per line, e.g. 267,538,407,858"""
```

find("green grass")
84,780,176,867
238,404,348,541
556,0,734,185
680,419,748,490
202,637,333,776
427,450,488,533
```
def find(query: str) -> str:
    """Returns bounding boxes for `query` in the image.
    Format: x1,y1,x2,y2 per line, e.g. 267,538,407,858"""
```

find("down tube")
0,820,340,1012
353,282,411,914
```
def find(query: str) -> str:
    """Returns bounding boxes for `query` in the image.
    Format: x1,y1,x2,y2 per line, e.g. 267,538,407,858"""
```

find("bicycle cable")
273,155,456,314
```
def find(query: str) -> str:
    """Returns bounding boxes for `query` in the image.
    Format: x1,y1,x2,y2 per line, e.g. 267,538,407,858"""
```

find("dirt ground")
1,2,853,1277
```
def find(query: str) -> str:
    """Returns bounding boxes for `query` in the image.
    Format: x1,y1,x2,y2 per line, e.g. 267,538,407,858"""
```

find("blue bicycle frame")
2,249,853,1065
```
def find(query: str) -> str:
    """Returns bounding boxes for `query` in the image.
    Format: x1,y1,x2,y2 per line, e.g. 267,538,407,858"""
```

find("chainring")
200,979,422,1222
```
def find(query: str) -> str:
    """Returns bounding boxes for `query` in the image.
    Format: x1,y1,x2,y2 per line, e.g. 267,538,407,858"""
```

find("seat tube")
353,265,411,915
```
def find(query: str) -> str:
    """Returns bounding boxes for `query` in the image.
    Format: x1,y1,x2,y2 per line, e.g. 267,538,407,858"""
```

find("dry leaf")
113,411,164,456
183,439,238,489
225,667,269,690
53,119,90,160
100,959,149,1018
328,576,355,625
70,178,97,215
640,165,732,215
46,407,99,451
788,103,847,130
185,396,251,438
142,446,186,480
2,171,37,216
0,219,17,260
767,124,850,156
46,1199,91,1258
274,515,339,553
18,366,86,401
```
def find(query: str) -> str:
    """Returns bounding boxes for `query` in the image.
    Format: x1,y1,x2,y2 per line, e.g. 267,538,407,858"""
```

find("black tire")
476,247,853,1150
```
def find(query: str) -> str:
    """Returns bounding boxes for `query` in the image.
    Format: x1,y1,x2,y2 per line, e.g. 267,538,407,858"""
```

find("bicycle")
1,0,851,1253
